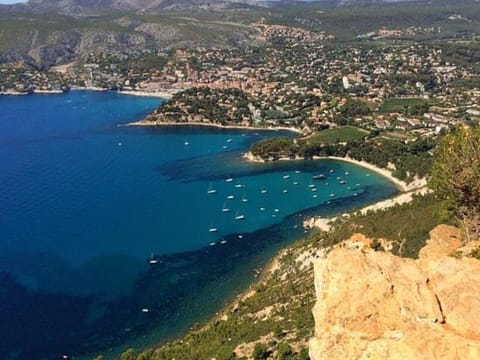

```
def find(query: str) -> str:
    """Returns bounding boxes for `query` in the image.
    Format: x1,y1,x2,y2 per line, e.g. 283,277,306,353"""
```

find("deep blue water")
0,91,398,359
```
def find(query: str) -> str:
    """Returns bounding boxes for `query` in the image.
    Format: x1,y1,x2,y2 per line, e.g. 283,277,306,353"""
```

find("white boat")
345,171,349,176
353,193,358,196
184,141,189,146
235,184,245,188
141,308,150,313
330,193,335,197
238,235,243,239
118,142,122,146
209,242,216,246
295,170,301,174
227,139,232,143
235,211,245,220
222,202,231,212
274,209,280,212
308,184,315,188
223,146,228,149
293,181,299,185
148,253,160,264
208,220,218,232
227,195,235,200
220,240,227,244
260,207,266,211
261,188,268,194
329,169,334,173
311,188,317,192
226,178,234,182
283,189,288,193
207,183,217,194
283,175,290,179
241,194,248,202
313,194,318,198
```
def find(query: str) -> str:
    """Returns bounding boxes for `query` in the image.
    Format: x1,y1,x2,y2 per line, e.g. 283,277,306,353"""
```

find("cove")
0,91,398,359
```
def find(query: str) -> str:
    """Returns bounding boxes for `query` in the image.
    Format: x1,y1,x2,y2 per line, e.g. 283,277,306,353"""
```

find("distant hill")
5,0,425,15
0,0,476,68
11,0,264,14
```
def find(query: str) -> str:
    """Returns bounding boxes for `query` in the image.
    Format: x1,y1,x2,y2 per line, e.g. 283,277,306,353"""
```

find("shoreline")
117,89,180,99
0,90,30,96
242,151,426,193
303,186,431,232
123,120,304,134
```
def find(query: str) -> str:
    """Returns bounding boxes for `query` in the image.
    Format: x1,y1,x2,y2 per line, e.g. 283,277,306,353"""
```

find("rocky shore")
309,225,480,359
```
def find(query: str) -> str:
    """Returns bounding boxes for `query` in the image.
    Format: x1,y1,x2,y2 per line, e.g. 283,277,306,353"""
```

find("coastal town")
1,21,479,141
2,1,480,360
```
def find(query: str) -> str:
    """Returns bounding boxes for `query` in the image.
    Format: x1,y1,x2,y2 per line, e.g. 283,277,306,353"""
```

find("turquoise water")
0,91,398,359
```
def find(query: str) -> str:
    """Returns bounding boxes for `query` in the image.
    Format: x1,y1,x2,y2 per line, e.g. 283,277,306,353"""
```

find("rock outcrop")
309,225,480,360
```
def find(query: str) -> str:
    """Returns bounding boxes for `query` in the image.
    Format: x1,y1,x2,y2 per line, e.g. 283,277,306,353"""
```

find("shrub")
430,127,480,242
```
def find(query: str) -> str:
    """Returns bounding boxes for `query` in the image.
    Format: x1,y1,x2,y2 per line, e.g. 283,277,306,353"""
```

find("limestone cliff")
309,225,480,360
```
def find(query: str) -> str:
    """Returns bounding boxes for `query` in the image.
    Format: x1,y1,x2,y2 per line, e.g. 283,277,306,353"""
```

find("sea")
0,91,398,359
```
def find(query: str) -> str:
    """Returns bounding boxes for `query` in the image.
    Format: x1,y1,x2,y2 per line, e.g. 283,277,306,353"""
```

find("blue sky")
0,0,28,3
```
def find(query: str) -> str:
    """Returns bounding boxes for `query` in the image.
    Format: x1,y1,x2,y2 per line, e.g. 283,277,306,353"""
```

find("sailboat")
222,202,231,212
148,253,161,265
226,178,234,183
241,194,248,202
261,187,268,194
235,210,245,220
207,182,217,194
208,223,218,232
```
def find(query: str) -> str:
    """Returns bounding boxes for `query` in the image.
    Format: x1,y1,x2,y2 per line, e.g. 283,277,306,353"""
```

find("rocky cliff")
309,225,480,360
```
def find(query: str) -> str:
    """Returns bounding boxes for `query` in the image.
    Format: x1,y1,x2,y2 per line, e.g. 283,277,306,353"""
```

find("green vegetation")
430,126,480,242
323,194,444,258
307,126,368,144
153,87,255,125
250,135,435,183
379,98,430,115
116,194,442,360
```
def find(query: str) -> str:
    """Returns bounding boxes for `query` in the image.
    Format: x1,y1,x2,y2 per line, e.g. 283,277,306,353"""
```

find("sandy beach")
0,90,30,96
242,151,426,192
242,150,430,232
117,89,180,99
70,86,109,92
303,187,431,232
303,186,431,231
33,89,64,94
124,120,304,134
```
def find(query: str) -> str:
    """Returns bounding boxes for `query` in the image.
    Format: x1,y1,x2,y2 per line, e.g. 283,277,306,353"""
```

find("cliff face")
309,225,480,360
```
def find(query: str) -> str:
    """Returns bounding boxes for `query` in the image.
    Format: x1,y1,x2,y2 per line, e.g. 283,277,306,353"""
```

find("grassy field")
379,98,429,114
308,126,368,144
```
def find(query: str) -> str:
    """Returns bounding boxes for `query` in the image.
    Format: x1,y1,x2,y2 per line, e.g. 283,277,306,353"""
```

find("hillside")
113,194,445,359
1,0,479,68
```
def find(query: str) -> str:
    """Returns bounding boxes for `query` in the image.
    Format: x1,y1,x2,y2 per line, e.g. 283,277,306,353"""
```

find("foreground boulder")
309,225,480,360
